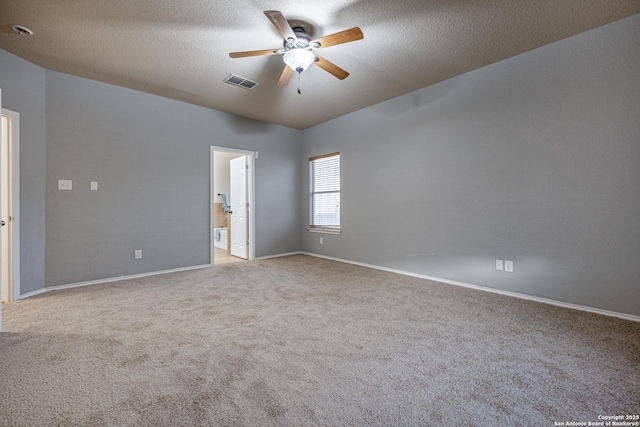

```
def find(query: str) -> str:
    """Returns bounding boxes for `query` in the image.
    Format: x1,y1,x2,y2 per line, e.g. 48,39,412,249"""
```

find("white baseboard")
17,288,48,300
300,252,640,323
17,264,211,300
15,252,639,323
255,251,303,260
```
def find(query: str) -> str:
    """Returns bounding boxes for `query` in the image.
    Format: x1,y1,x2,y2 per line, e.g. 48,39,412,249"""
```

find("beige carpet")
1,255,638,426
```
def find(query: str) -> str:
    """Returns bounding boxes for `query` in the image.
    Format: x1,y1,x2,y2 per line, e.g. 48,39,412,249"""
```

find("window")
309,152,340,231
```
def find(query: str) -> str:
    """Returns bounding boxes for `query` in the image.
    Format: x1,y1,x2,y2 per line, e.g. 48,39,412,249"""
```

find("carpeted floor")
1,255,638,426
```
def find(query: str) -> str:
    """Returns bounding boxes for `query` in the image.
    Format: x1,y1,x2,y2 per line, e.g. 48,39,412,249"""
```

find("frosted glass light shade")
283,49,315,72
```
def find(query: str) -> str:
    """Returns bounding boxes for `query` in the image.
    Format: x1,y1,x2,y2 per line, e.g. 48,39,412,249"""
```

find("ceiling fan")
229,10,364,89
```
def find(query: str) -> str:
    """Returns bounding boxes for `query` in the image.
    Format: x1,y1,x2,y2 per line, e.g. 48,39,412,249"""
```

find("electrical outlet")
58,179,72,190
134,250,142,259
496,259,504,271
319,237,324,245
504,260,514,272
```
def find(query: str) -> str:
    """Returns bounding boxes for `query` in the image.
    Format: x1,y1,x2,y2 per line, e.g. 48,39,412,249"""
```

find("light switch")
91,181,98,191
58,179,72,190
505,260,514,273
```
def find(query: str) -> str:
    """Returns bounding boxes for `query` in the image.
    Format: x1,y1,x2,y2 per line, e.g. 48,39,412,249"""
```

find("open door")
230,156,248,259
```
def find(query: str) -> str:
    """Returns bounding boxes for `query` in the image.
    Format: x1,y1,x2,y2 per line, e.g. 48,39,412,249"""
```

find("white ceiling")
1,1,638,129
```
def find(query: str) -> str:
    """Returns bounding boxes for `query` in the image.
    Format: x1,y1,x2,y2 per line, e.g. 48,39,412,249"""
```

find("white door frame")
1,87,2,332
210,146,255,265
1,107,20,303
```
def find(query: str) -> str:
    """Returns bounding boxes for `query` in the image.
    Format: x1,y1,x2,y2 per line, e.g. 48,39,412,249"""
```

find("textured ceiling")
1,1,639,129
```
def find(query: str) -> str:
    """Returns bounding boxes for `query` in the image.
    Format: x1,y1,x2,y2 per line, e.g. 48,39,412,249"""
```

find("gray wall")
1,48,300,293
301,15,640,316
45,71,301,286
0,50,47,294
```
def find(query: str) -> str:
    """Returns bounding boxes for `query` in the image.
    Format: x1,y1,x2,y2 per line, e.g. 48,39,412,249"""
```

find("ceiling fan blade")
314,55,349,80
311,27,363,49
278,65,294,87
264,10,298,42
229,49,281,58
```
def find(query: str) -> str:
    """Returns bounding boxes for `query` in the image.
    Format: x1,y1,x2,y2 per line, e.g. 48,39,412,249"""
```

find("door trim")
210,146,255,265
1,108,20,303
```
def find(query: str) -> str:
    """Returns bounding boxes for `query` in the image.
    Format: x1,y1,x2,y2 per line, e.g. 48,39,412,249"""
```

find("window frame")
308,152,341,234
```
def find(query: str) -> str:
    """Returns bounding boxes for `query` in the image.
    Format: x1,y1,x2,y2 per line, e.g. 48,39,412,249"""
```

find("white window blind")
309,152,340,229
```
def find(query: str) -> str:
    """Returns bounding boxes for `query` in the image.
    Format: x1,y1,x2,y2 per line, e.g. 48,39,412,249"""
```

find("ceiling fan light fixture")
283,49,315,73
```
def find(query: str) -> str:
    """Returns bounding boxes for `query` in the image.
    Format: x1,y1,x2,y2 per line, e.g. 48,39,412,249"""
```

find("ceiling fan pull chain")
297,71,302,95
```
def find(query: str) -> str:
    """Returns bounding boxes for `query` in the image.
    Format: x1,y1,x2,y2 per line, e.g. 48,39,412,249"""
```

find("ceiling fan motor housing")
283,30,314,52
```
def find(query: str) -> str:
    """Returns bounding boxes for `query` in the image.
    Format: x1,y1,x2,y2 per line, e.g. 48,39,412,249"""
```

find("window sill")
307,228,342,235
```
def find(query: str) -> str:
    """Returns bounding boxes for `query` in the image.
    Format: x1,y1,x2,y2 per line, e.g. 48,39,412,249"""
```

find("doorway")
1,108,20,304
210,146,255,266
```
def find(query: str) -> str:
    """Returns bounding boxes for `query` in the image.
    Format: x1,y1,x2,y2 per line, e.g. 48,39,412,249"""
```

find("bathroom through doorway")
210,147,255,266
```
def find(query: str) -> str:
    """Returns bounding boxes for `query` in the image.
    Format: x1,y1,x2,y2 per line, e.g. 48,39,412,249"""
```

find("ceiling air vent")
223,74,259,90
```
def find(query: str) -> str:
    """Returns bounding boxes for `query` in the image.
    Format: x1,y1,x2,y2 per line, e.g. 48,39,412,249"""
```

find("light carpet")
1,255,638,426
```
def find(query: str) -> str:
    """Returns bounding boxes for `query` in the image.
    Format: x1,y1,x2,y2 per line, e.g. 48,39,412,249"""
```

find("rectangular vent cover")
224,74,259,90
